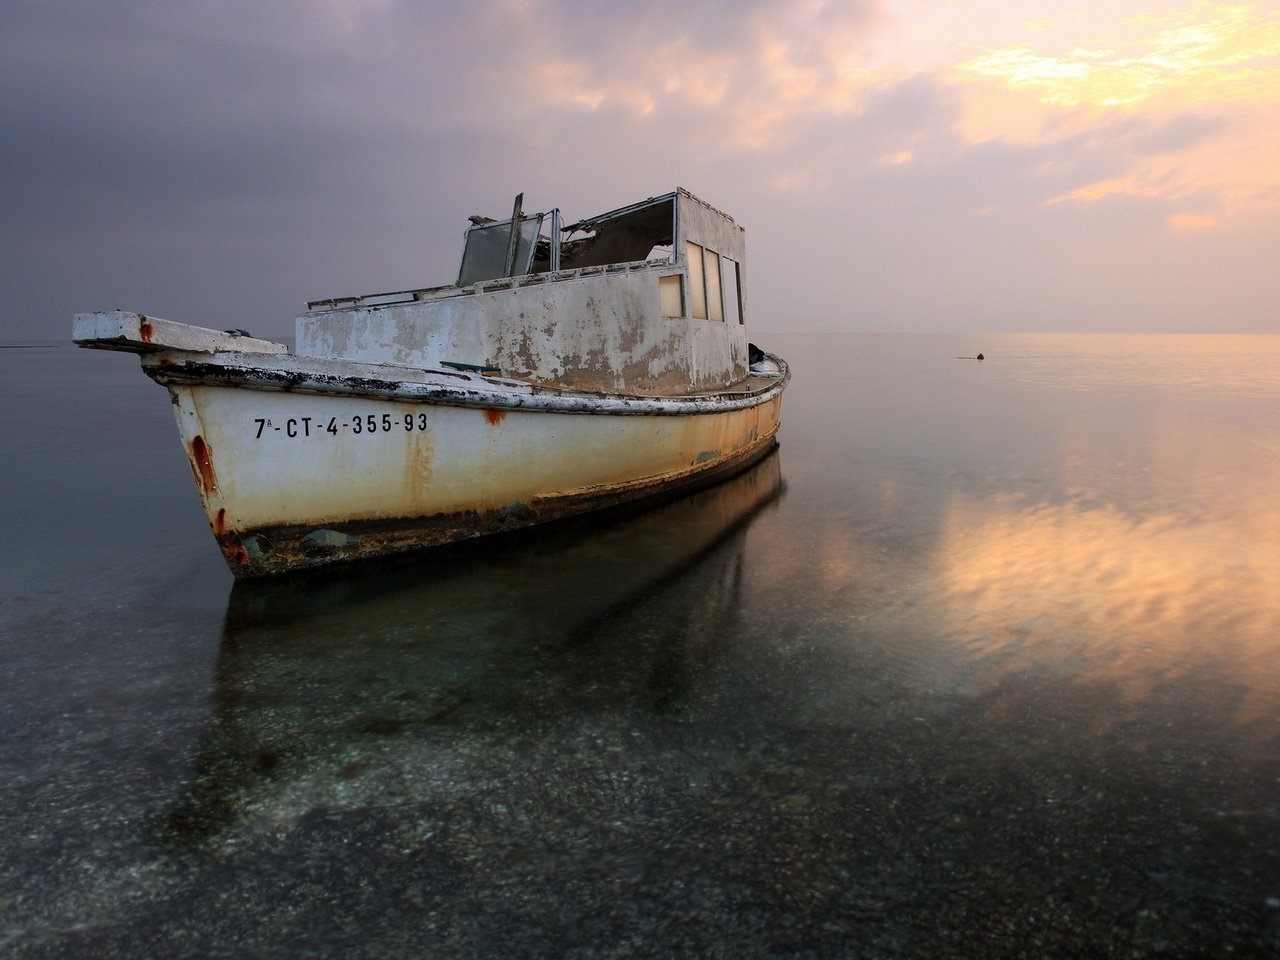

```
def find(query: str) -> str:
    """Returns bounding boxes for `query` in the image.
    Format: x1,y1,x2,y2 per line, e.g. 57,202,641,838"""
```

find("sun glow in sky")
1,0,1278,334
961,5,1280,108
945,2,1280,230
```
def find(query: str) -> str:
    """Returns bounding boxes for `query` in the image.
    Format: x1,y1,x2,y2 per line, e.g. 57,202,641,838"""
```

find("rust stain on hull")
483,408,506,425
188,435,218,495
216,531,250,570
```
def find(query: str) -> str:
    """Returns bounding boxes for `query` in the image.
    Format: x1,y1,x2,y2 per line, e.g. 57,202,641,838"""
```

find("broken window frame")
550,194,677,273
457,213,545,286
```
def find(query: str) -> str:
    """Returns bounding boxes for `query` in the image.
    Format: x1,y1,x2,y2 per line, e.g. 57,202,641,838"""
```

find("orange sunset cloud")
955,3,1280,227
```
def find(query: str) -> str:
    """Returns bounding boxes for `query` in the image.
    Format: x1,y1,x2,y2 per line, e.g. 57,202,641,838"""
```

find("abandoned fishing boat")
73,188,789,576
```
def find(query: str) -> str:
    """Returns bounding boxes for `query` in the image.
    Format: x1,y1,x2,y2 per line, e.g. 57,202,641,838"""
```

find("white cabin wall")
297,270,745,395
677,192,746,263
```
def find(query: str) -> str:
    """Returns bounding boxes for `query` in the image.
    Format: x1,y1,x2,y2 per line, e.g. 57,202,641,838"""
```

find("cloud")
951,2,1280,227
0,0,1277,337
0,1,536,332
961,3,1280,108
503,0,889,150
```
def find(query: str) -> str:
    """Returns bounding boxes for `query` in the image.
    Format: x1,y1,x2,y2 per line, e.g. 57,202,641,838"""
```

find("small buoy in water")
976,353,984,360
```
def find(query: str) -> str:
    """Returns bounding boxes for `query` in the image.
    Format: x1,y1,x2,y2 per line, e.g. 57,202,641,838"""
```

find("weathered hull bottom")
222,432,779,576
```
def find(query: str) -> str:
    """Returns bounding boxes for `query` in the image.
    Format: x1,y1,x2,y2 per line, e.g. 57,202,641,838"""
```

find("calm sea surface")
2,333,1278,957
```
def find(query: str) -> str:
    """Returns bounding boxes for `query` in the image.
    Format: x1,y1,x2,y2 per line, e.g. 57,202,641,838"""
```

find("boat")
73,188,789,576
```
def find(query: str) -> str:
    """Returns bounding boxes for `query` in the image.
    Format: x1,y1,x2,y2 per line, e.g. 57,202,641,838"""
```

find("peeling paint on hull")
151,354,787,576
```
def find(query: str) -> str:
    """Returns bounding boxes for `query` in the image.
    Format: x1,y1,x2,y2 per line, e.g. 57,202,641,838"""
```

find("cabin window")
687,242,707,319
659,274,684,318
722,257,742,324
704,246,724,322
686,241,727,321
459,215,543,285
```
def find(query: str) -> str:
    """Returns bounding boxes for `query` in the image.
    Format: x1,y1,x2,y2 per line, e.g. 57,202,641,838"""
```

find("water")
2,334,1278,957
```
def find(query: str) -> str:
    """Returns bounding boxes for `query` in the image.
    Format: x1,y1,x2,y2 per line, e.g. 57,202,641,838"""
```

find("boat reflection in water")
163,452,783,839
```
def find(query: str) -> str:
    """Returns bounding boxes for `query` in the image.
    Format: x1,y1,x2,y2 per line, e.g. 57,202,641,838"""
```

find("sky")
2,0,1278,338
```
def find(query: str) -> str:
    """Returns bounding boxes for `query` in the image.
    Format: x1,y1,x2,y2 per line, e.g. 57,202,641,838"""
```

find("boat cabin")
297,189,749,395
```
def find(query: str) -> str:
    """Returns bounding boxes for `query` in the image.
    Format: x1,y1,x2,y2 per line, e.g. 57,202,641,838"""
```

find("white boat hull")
143,351,786,576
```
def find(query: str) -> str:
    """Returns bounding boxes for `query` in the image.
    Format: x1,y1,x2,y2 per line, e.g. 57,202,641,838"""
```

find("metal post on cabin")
503,193,524,278
549,208,561,272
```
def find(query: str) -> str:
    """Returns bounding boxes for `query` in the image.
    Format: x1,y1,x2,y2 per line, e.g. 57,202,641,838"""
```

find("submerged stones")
241,534,275,561
298,529,359,555
500,501,536,524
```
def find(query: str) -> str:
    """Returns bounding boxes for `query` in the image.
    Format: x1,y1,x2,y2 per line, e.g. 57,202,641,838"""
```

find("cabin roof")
305,188,738,312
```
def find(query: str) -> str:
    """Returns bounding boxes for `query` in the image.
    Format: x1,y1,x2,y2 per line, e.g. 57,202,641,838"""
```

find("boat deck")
139,345,789,418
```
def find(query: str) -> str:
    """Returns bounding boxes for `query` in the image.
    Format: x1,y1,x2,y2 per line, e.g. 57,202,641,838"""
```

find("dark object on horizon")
977,353,984,360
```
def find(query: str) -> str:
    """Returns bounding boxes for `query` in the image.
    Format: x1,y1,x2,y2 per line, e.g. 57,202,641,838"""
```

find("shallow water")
2,334,1278,957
